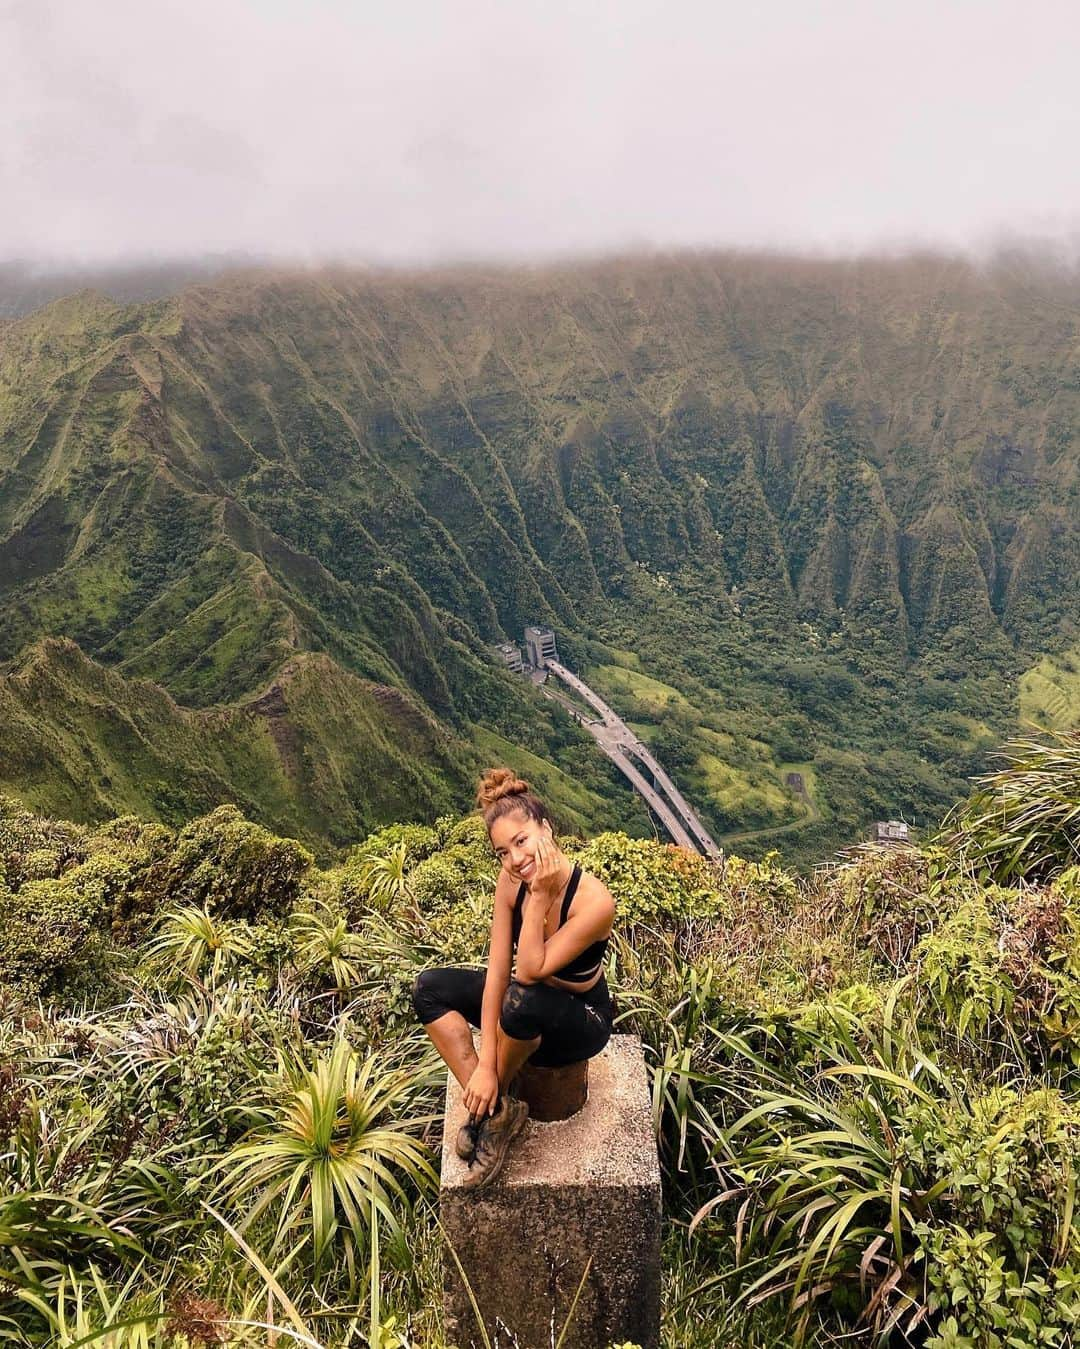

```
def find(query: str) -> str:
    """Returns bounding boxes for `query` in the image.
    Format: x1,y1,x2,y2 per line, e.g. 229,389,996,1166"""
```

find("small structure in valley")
440,1035,661,1349
873,819,911,847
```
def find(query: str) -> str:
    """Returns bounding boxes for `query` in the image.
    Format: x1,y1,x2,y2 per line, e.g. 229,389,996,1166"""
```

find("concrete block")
441,1035,661,1349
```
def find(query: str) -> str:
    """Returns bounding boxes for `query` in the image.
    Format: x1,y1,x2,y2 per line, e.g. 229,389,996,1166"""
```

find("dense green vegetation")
2,253,1079,864
1,729,1079,1346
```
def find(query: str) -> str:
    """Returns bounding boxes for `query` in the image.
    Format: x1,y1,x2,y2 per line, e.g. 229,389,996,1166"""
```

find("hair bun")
476,766,530,809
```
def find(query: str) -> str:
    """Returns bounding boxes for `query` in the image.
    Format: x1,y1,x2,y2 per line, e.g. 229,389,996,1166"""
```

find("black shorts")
412,966,613,1068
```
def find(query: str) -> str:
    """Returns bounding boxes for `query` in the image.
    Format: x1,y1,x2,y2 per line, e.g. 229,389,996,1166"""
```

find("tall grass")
939,729,1080,882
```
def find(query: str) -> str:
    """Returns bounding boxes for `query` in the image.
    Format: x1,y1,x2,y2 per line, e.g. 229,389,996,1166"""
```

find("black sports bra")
510,864,610,984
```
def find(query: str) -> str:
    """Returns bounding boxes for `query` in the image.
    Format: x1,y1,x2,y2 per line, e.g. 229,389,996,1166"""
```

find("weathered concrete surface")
441,1035,661,1349
516,1058,589,1121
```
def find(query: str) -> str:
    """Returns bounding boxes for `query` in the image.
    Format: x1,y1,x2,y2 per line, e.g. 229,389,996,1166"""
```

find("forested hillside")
2,252,1078,860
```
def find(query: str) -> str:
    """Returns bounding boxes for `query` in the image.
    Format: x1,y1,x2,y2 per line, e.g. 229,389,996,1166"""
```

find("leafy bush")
570,833,726,924
0,794,87,889
0,853,133,997
405,834,496,918
423,891,493,966
84,814,178,942
437,813,489,851
918,874,1080,1062
339,823,445,915
159,805,314,922
829,843,934,968
407,854,472,916
354,821,442,866
910,1088,1080,1348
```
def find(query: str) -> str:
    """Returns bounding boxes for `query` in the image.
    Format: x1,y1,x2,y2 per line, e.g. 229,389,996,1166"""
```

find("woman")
412,768,616,1191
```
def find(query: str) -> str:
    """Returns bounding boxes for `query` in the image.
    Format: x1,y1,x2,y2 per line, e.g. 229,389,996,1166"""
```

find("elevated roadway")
544,660,721,859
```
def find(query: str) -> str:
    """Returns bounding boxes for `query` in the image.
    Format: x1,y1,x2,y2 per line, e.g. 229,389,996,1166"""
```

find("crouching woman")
412,768,615,1190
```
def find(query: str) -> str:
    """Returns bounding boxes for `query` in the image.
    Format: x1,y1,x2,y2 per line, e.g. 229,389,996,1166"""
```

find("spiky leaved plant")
214,1035,439,1295
146,906,252,984
938,729,1080,884
291,903,367,991
360,843,420,921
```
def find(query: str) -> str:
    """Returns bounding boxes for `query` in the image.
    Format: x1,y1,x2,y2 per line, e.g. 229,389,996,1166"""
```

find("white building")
873,820,911,846
523,625,559,668
494,641,525,674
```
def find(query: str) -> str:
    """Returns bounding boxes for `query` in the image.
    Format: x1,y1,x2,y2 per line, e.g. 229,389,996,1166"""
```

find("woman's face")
489,809,553,885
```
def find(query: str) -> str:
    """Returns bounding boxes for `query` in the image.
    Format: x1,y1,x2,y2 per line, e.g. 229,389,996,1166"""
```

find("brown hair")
476,766,553,834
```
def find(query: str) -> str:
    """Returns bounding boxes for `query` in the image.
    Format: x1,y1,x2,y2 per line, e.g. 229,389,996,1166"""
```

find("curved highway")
544,660,722,859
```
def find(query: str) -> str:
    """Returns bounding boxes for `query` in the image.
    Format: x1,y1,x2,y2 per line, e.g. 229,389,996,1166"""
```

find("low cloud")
3,0,1079,264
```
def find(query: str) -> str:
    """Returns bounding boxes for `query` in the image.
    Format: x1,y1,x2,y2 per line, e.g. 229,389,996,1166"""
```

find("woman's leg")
412,968,487,1090
497,977,612,1077
494,1019,541,1090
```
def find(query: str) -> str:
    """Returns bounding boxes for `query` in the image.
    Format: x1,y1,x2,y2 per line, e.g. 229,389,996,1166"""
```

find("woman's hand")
528,834,567,903
462,1063,500,1119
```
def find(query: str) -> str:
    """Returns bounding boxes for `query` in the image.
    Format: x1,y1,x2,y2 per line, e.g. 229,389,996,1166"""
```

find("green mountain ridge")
0,636,470,846
1,252,1078,857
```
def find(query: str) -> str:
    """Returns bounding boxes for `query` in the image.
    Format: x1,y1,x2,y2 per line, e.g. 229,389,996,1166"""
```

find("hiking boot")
460,1097,529,1191
455,1115,482,1162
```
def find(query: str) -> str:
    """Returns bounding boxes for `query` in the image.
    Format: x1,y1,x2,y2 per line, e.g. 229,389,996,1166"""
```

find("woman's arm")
461,869,516,1118
478,870,515,1065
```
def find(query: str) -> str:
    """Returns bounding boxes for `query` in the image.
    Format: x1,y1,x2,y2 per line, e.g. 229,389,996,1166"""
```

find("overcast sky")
3,0,1079,265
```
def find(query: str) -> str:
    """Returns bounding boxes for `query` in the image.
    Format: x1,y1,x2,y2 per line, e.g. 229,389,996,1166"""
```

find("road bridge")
538,685,699,851
621,740,721,857
544,660,721,859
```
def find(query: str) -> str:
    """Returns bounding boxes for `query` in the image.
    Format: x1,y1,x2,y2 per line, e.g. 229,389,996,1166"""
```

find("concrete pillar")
440,1035,662,1349
515,1059,589,1121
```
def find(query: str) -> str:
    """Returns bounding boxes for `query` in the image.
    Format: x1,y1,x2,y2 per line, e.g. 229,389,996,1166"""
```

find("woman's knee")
413,966,485,1026
412,968,445,1024
500,979,544,1040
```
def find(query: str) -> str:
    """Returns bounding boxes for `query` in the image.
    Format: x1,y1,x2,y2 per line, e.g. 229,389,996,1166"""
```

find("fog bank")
4,0,1079,265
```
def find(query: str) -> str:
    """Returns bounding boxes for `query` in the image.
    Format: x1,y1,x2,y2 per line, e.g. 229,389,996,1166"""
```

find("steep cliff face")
1,253,1077,849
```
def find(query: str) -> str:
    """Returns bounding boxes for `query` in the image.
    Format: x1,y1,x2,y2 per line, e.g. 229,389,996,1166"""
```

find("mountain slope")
1,252,1078,856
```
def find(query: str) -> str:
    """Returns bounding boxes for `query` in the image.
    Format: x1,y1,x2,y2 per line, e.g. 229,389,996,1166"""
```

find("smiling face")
488,807,553,885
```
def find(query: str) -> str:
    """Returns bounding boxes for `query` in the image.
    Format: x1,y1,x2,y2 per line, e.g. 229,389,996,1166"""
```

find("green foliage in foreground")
1,730,1080,1345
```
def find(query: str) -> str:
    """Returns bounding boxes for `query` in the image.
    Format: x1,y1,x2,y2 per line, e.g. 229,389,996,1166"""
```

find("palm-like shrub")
215,1036,439,1291
613,941,734,1195
146,905,252,983
292,903,367,989
938,730,1080,883
362,843,420,920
